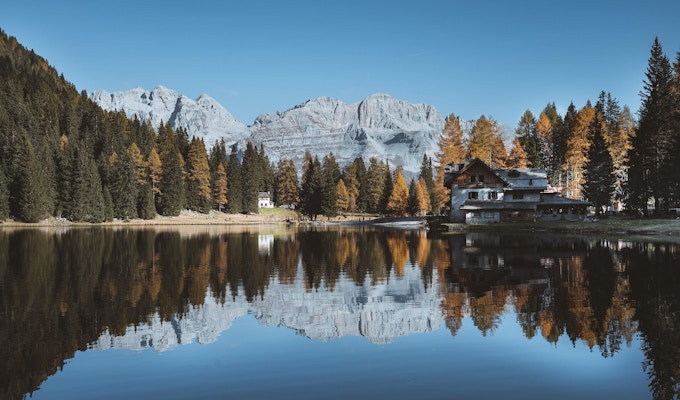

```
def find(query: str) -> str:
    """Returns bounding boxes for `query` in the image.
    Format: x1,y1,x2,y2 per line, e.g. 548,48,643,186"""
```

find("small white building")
258,192,274,208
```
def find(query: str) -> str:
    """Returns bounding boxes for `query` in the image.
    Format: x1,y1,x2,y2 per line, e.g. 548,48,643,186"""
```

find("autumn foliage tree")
386,166,409,216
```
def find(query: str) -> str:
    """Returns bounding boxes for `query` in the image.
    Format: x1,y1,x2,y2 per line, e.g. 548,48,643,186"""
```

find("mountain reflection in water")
1,226,679,400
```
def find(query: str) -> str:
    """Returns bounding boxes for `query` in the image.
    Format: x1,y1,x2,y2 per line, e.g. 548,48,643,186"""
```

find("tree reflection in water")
0,226,678,400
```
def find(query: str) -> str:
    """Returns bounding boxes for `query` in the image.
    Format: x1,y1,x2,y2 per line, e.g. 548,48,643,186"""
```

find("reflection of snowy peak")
89,86,251,147
91,264,443,352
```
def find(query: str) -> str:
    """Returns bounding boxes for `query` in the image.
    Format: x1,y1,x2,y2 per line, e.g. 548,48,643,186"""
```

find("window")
470,175,477,183
489,191,498,200
478,174,485,183
468,191,478,200
529,178,533,186
512,192,524,200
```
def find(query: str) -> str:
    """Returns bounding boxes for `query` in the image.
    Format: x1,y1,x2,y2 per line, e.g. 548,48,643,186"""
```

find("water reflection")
1,226,679,399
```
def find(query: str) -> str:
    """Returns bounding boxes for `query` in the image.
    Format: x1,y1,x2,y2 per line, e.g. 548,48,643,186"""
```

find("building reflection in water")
0,227,679,400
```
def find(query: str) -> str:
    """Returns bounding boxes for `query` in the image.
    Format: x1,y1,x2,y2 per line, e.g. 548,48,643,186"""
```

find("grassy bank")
441,217,680,242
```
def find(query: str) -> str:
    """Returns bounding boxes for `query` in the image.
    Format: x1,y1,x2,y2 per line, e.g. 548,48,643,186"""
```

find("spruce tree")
516,110,540,168
110,149,138,220
300,151,323,219
583,113,615,216
321,153,339,217
241,142,259,213
157,126,183,216
226,145,243,213
629,37,673,213
365,157,386,213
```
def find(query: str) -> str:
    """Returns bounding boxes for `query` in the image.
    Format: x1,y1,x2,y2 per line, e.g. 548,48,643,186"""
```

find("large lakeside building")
443,158,590,224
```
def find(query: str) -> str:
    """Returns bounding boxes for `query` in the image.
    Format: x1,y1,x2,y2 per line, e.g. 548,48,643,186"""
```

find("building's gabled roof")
538,193,590,206
444,158,506,187
494,168,548,190
258,192,270,198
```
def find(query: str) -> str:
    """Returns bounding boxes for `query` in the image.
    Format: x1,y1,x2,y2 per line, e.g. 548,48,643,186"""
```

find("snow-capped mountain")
249,94,445,175
89,86,251,146
90,86,513,177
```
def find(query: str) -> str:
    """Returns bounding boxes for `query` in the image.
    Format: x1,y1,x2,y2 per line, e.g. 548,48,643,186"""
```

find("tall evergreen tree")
156,124,184,216
226,145,243,214
365,157,387,213
110,149,138,220
419,154,435,211
321,153,340,217
516,110,540,168
300,151,323,219
583,113,615,216
629,37,673,213
241,142,260,213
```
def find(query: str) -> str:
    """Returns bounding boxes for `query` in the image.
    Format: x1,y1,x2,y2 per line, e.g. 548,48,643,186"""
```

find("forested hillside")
1,28,679,222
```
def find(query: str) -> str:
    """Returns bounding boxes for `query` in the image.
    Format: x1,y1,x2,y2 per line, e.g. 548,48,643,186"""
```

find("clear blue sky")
3,0,679,127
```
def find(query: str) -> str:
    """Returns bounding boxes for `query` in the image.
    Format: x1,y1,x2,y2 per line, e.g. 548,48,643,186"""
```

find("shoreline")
2,211,679,242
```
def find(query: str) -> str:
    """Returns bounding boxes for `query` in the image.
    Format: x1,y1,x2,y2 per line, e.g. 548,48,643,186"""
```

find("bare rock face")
89,86,251,147
90,87,447,176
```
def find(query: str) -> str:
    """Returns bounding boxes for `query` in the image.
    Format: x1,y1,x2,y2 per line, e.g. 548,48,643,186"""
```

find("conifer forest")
2,29,680,223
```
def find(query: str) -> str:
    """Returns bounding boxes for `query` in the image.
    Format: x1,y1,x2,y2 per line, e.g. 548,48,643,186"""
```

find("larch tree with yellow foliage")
507,137,530,168
386,166,409,216
336,178,350,212
434,114,467,214
416,177,432,216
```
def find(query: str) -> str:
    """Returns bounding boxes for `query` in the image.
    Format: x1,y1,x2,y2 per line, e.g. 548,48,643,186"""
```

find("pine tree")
386,166,409,216
536,112,553,176
226,145,243,214
241,142,259,213
407,179,419,216
157,126,184,216
629,37,673,213
321,153,340,217
300,151,323,219
419,154,434,209
583,113,615,216
365,158,385,213
110,148,138,220
516,110,540,168
185,137,211,212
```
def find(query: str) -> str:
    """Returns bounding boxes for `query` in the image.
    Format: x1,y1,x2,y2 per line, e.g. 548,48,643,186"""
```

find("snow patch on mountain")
90,86,514,178
89,86,250,146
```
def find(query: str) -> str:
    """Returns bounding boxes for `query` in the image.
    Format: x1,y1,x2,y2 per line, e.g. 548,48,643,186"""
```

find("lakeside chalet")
443,158,589,224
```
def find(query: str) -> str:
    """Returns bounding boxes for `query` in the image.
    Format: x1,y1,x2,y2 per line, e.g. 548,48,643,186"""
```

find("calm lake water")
1,225,679,400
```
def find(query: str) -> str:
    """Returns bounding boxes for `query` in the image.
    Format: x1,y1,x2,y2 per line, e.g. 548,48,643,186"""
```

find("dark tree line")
2,28,680,221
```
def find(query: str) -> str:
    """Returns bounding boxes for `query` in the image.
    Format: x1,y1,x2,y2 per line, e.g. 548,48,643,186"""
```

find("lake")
1,225,678,400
